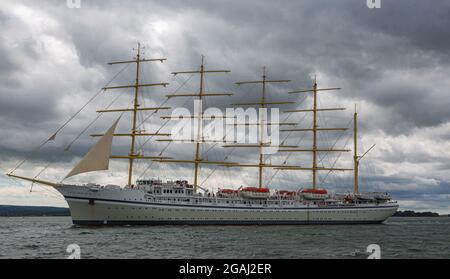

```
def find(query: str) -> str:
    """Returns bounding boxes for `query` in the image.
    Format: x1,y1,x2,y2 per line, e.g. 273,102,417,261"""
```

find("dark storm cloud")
1,0,448,147
349,0,450,54
16,0,448,132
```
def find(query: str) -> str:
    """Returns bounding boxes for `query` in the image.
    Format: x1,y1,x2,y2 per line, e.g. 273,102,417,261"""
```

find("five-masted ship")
6,45,398,225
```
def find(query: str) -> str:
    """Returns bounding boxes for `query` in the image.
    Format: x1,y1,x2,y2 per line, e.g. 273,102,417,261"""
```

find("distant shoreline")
1,205,448,217
393,210,449,217
0,205,70,217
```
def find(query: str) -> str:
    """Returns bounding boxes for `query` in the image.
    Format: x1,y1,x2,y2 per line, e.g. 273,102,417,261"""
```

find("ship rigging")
6,44,398,225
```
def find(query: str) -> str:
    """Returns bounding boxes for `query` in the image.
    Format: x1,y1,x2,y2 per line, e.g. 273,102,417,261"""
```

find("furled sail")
65,117,121,179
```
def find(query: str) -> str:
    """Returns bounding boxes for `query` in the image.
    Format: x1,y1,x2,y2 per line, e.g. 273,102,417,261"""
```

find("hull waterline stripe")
64,196,399,211
72,220,385,226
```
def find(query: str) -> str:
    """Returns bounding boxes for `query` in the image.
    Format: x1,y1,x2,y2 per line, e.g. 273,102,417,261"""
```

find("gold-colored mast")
193,56,206,190
128,43,142,187
280,77,351,189
312,77,318,189
230,67,293,188
258,67,267,189
354,105,359,193
100,43,170,187
153,56,234,192
352,106,376,194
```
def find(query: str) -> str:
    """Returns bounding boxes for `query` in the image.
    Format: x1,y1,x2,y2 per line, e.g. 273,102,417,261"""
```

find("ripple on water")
1,216,450,259
22,244,39,249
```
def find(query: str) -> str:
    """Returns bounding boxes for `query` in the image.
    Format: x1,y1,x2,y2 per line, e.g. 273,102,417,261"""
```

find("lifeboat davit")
354,193,376,201
240,187,270,199
300,188,329,200
275,190,298,198
374,192,391,201
217,188,239,198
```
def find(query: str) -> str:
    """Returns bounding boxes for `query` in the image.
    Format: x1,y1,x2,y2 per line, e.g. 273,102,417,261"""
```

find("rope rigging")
319,118,353,185
8,63,131,176
7,51,359,196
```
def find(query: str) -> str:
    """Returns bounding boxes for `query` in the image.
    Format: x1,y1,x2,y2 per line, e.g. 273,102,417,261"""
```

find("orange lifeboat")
217,188,239,198
300,188,329,200
240,187,270,199
241,187,270,193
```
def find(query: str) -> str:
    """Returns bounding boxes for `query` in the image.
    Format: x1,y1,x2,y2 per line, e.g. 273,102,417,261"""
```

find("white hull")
56,185,398,226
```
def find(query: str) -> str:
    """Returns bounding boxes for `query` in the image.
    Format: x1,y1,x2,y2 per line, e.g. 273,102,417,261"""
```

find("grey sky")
0,0,449,213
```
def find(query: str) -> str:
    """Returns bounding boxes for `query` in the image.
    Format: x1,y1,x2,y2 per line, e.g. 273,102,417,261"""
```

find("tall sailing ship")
7,45,398,225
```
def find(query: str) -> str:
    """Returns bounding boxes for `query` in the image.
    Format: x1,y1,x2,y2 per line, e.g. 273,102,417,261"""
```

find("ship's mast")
226,67,295,188
351,106,376,194
279,77,352,188
258,67,267,189
354,105,359,193
312,76,318,189
98,43,171,187
153,56,235,193
128,43,142,186
193,56,206,190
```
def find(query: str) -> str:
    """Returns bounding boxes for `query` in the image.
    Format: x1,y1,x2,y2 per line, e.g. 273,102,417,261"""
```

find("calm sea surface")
0,216,449,259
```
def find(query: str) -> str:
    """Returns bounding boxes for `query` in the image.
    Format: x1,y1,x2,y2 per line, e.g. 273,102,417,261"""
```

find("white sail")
65,117,120,179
